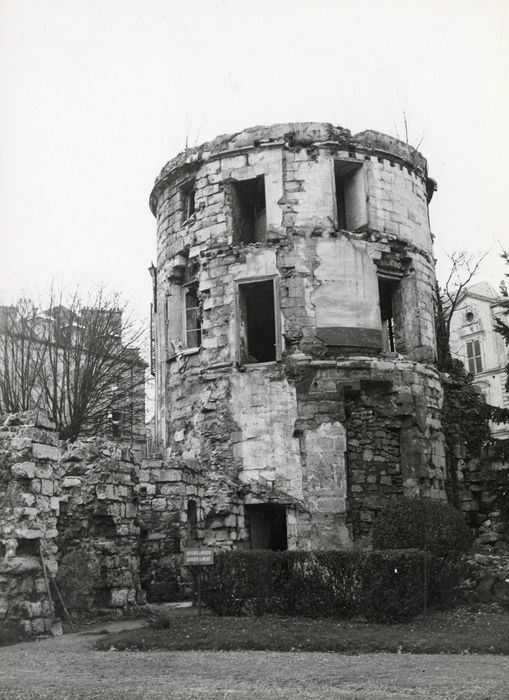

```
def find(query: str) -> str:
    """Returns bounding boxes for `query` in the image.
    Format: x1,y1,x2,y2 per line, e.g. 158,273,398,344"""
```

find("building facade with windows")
147,122,445,560
449,281,509,439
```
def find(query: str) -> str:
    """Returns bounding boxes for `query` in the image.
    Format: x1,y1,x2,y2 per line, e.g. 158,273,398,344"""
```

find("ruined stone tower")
147,122,445,563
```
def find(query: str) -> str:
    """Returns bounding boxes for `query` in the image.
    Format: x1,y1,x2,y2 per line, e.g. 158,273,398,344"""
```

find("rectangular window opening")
16,538,40,557
237,279,278,364
334,160,367,232
378,277,399,353
245,504,287,551
181,179,196,221
184,286,201,349
111,410,121,438
89,514,116,538
466,339,483,374
231,176,266,244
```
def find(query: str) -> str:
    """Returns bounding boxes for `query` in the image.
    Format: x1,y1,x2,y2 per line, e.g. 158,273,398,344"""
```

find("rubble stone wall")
0,412,142,635
456,453,508,552
147,122,444,577
56,438,142,612
0,412,60,636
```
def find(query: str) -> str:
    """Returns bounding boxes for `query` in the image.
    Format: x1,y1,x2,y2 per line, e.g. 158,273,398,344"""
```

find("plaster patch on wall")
312,238,381,331
230,372,302,500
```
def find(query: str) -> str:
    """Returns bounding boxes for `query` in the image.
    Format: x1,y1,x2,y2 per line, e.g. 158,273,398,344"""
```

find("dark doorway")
245,504,287,551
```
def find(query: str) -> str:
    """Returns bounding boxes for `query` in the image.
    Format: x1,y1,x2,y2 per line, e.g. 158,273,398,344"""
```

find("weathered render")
146,122,446,574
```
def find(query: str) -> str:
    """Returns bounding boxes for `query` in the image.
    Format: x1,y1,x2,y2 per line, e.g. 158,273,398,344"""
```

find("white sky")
1,0,508,319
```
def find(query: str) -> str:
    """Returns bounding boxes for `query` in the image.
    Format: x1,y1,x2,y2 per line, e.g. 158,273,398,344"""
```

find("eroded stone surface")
144,122,449,593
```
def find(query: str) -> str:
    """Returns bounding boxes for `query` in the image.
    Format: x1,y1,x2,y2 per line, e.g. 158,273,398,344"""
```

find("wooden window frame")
234,275,281,365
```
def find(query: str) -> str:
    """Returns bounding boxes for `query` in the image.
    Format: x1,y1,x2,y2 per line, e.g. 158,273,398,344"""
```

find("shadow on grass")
95,605,509,655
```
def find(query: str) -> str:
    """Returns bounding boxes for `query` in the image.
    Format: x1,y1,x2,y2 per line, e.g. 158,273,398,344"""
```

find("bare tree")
0,300,49,412
0,287,146,442
439,249,489,351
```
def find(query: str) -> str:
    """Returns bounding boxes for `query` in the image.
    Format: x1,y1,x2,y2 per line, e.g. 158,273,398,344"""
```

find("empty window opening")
237,280,277,363
110,410,121,438
187,499,198,541
334,161,367,232
184,286,201,349
89,514,116,538
466,339,483,374
245,504,287,551
16,538,40,557
181,180,196,221
378,278,398,352
231,176,266,244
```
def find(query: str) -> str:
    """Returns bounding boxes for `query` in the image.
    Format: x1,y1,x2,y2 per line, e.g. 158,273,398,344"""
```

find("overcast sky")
1,0,508,318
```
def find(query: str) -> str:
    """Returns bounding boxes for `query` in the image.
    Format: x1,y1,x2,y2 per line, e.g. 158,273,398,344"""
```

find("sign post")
183,548,214,617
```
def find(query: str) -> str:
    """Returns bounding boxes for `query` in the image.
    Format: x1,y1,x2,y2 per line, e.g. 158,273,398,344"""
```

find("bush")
202,549,450,623
0,619,30,647
372,497,473,556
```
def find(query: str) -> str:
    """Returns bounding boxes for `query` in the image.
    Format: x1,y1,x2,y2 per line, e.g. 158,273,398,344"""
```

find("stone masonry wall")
0,412,142,635
146,122,445,579
56,438,142,612
0,412,60,636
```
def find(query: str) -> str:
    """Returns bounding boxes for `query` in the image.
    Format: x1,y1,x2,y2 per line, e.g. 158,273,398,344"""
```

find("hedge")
201,549,462,622
372,497,473,556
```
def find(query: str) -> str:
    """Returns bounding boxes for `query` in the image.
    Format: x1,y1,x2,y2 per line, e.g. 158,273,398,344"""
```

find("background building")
449,281,509,439
0,303,146,452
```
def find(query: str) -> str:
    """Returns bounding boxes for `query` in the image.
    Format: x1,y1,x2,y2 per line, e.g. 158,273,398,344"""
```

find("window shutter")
166,285,184,357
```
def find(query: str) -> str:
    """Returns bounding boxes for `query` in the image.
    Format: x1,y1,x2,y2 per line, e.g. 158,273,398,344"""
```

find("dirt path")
1,624,508,699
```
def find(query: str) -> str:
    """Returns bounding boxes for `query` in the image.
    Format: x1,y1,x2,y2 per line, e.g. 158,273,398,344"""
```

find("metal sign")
183,548,214,566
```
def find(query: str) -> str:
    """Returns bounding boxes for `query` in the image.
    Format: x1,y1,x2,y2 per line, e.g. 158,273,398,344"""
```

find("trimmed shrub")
372,497,473,556
202,549,447,622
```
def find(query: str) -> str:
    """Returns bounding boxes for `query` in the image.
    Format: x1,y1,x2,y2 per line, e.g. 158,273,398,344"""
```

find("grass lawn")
95,605,509,655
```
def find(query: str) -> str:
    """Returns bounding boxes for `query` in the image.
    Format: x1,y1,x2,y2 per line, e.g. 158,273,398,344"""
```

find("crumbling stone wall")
0,412,60,636
456,453,508,552
145,122,448,586
0,412,142,635
56,438,142,612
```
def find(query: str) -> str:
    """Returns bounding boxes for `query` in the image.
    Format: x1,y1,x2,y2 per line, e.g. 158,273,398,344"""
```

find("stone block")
34,412,56,431
32,443,61,461
0,556,41,575
40,479,54,496
96,484,120,501
157,469,182,482
11,462,36,479
151,498,167,511
11,436,33,451
62,476,82,488
34,464,53,479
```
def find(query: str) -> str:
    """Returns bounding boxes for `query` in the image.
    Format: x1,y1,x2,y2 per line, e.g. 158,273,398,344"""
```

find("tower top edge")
149,122,429,213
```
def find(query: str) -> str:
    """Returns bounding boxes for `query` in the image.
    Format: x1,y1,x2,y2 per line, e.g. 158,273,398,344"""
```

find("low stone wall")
0,412,60,636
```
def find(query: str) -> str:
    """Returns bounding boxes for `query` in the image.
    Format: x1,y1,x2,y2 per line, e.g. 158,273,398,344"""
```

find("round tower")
148,122,445,555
